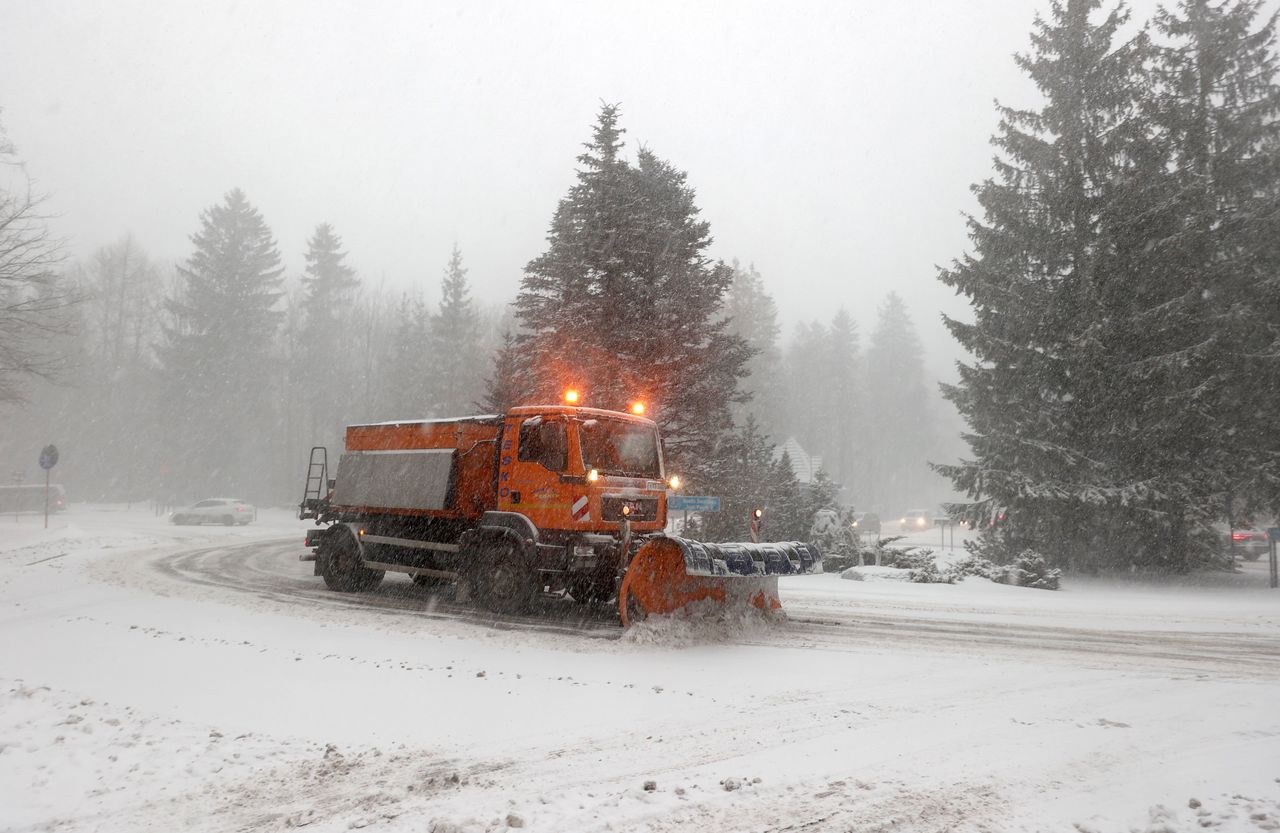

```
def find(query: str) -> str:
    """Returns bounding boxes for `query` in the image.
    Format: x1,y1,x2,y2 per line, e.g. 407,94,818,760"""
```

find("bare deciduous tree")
0,117,75,403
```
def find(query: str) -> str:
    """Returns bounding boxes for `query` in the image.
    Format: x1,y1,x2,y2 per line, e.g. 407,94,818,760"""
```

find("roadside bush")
907,558,953,584
947,553,998,580
878,545,932,570
994,550,1061,590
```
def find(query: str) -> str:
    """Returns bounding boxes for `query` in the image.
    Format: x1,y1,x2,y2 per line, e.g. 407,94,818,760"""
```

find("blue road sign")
1269,527,1280,542
39,445,59,470
669,495,721,512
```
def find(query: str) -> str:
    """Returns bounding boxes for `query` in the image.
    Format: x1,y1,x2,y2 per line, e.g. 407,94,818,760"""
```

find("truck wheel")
321,533,385,592
471,547,538,614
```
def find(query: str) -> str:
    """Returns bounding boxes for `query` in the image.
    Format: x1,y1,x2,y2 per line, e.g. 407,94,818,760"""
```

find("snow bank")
840,565,912,582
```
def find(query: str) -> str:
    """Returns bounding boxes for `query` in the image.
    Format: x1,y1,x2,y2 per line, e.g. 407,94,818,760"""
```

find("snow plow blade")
618,536,822,627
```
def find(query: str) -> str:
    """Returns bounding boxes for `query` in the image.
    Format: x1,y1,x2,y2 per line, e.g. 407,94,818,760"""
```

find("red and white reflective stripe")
571,495,590,522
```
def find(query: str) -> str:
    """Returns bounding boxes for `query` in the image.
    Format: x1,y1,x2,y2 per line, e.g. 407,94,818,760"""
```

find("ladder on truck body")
299,446,329,520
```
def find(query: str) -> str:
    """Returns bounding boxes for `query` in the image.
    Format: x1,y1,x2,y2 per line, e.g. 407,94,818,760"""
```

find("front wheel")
469,546,539,614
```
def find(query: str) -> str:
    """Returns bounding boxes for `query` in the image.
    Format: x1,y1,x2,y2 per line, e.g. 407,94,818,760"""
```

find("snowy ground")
1,505,1278,833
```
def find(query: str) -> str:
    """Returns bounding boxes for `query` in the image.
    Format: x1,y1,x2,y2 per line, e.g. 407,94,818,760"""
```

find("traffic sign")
39,445,59,470
37,444,58,530
1269,527,1280,542
669,495,721,512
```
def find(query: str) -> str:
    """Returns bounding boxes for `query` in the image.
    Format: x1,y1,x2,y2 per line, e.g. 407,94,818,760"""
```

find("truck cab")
499,405,669,536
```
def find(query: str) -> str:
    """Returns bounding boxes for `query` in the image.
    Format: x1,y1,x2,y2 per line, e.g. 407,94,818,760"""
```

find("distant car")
0,484,66,513
1228,524,1271,561
900,508,932,532
171,498,255,526
851,512,881,535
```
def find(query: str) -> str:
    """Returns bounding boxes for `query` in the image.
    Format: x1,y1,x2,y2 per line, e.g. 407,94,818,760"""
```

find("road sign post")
1268,528,1279,589
39,444,59,530
749,507,763,543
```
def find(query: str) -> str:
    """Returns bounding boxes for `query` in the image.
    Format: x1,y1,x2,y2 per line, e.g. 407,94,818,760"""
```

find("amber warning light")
630,401,645,415
564,389,580,404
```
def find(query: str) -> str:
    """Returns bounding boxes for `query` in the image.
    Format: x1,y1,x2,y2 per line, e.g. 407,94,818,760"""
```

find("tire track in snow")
108,537,1280,678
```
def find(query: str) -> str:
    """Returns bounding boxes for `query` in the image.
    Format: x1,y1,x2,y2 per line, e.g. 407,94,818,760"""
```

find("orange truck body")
331,405,668,535
302,403,821,623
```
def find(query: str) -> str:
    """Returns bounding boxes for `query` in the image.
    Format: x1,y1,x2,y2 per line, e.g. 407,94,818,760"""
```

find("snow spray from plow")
619,537,823,626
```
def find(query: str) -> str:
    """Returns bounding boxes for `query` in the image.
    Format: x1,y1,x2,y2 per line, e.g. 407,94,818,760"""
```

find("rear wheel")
320,532,385,592
222,515,235,526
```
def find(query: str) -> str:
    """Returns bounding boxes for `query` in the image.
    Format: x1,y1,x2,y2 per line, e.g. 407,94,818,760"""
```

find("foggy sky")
1,0,1177,378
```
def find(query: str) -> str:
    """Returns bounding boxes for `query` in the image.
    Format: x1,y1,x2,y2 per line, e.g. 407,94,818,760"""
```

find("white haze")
0,0,1182,371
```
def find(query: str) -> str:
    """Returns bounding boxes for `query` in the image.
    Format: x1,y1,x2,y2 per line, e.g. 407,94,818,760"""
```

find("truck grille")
601,496,658,522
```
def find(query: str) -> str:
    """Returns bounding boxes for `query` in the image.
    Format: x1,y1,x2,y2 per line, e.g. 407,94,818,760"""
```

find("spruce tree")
777,311,862,504
823,309,862,497
477,329,522,413
514,104,749,482
937,1,1161,569
431,245,484,415
724,261,784,438
779,321,829,455
158,188,284,498
865,292,934,515
700,416,775,541
1151,0,1280,522
381,293,431,417
765,450,808,541
296,223,360,441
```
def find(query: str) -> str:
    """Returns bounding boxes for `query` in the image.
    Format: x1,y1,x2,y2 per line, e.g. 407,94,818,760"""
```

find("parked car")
851,512,881,535
171,498,255,526
1228,524,1271,561
900,508,932,532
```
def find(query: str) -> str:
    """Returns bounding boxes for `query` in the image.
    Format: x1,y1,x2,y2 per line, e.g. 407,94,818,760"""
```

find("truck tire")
320,532,385,592
469,544,539,614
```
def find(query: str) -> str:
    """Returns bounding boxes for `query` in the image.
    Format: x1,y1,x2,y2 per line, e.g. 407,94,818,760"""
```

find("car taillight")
1232,532,1250,541
236,506,245,512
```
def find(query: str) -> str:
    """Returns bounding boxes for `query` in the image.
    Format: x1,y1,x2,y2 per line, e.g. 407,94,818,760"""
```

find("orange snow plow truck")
299,403,821,625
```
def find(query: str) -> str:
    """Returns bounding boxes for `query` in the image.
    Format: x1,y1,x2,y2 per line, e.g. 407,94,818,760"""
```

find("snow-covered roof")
356,414,501,428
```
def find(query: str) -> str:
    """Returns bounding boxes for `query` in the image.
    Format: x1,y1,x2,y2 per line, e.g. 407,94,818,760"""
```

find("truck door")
498,416,574,528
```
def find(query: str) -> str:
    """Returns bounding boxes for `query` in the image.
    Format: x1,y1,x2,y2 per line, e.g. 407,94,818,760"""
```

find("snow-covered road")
2,506,1278,833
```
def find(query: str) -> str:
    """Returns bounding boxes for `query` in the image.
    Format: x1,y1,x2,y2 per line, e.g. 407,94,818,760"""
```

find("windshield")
578,419,662,479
